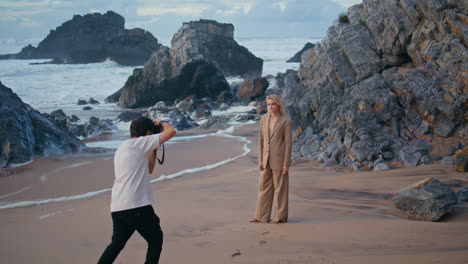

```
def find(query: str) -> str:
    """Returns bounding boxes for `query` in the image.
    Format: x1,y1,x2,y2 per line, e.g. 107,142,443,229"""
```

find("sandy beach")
0,123,467,264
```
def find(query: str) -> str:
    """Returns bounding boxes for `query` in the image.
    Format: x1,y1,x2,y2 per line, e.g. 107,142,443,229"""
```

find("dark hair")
130,117,153,137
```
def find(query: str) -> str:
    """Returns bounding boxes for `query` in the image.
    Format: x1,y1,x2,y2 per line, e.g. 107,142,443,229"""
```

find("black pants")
98,205,163,264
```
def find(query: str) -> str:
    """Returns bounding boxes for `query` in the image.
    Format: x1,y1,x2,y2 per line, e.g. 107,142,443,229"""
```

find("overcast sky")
0,0,362,41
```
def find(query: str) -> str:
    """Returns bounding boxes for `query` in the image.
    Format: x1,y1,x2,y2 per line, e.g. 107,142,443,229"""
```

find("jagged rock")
0,82,84,167
280,0,467,169
219,103,229,111
235,114,256,122
199,116,230,130
45,109,116,137
236,77,269,102
216,90,236,105
88,97,100,104
398,146,422,166
393,178,457,221
191,103,212,120
374,162,391,171
457,186,468,203
109,50,230,108
107,19,263,108
170,19,263,77
287,42,315,63
453,146,468,172
0,11,161,66
117,111,144,122
440,155,455,165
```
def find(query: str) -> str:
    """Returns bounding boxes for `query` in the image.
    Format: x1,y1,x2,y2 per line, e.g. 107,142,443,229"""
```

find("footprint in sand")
232,250,241,257
194,241,216,247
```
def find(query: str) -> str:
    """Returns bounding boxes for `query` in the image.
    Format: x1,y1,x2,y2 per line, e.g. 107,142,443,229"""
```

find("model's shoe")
270,219,287,224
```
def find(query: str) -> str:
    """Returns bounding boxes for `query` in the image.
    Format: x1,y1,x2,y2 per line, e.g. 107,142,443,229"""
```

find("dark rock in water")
83,106,93,110
114,55,230,108
0,11,161,66
216,90,236,105
191,103,212,120
88,97,100,104
170,19,263,77
236,77,269,102
278,0,467,169
171,115,198,130
457,187,468,203
287,42,315,63
0,82,84,167
77,99,88,105
393,178,457,221
117,111,144,122
199,116,230,130
45,109,116,138
235,114,256,122
107,19,262,108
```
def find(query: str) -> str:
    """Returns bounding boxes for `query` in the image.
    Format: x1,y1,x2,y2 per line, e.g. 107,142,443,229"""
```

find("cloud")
330,0,362,8
19,17,40,27
0,0,351,39
273,1,288,13
137,3,211,17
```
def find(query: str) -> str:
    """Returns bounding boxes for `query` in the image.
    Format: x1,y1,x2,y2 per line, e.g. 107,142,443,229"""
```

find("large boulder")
170,19,263,77
110,47,230,108
236,77,269,102
0,11,161,66
393,178,458,221
0,82,84,168
108,19,260,108
278,0,467,169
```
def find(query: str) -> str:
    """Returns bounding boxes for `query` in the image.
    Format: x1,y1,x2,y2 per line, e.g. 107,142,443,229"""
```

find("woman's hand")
259,162,264,171
282,166,289,175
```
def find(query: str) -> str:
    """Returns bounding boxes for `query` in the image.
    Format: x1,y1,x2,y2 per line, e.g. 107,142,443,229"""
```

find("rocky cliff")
108,19,262,108
0,11,161,66
0,82,85,168
278,0,467,170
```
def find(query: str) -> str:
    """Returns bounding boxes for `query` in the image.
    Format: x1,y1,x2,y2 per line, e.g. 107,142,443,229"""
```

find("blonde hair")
266,94,286,116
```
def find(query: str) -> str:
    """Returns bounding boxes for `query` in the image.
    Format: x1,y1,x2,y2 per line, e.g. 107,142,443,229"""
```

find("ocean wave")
0,127,252,210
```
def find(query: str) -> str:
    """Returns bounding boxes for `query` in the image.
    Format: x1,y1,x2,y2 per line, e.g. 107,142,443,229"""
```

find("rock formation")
0,11,161,66
108,19,261,108
170,19,263,77
0,82,84,168
287,42,315,63
277,0,467,169
393,178,457,221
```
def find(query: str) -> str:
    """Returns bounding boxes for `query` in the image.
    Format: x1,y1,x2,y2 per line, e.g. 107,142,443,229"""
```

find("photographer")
98,117,176,264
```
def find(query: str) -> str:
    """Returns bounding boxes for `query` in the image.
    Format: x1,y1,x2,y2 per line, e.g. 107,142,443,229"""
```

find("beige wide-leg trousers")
254,165,289,222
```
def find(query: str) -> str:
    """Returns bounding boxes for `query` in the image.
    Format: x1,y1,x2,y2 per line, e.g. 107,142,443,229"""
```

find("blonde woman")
250,94,292,223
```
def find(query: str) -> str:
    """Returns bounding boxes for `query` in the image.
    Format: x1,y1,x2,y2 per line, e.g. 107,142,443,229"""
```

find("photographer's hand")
157,120,177,145
153,119,162,127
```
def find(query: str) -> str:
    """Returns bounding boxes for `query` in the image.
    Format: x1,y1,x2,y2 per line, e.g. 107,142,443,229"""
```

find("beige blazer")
259,113,292,171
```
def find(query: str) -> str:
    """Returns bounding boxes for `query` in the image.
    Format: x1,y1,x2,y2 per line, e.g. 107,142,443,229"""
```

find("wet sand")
0,124,467,263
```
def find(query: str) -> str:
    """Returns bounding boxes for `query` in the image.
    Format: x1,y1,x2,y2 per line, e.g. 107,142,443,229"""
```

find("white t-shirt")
110,134,160,212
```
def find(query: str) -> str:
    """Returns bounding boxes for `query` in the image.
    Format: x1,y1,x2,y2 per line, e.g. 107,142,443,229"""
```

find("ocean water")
0,36,320,142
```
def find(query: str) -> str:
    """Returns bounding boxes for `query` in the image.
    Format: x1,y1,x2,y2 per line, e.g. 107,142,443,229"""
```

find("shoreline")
0,123,467,263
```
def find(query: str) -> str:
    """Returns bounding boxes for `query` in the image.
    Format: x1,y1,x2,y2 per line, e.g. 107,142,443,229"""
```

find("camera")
152,121,167,134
